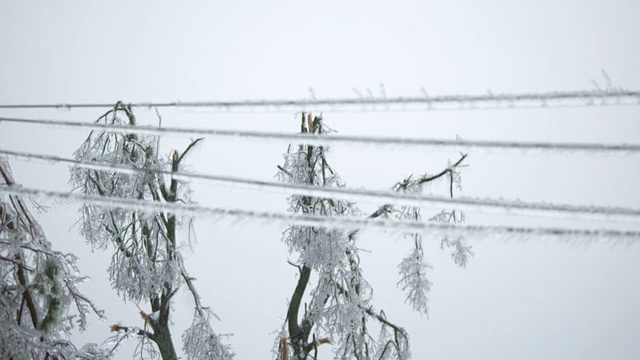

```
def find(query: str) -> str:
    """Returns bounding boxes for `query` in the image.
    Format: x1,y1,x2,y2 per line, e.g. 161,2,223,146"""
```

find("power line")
2,117,639,154
0,89,638,111
2,149,639,222
0,185,638,240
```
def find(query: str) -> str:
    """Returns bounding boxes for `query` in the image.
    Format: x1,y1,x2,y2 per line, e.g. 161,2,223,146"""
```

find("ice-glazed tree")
0,158,106,359
275,114,471,359
70,102,233,360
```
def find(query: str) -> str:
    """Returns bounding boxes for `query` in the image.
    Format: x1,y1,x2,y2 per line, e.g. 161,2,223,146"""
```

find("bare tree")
70,103,233,360
275,113,470,359
0,158,106,359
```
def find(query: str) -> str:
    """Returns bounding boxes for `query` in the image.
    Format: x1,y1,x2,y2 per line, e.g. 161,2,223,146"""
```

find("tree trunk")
153,324,178,360
288,265,312,359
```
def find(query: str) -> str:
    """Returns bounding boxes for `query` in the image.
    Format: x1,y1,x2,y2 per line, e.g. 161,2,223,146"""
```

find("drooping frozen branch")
70,103,233,360
275,113,471,360
1,158,106,359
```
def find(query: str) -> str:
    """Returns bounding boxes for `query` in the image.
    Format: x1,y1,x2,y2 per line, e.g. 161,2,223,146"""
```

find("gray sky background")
1,1,639,359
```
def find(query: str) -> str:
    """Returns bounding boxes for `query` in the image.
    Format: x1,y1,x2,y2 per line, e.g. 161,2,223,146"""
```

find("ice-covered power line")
2,149,640,222
2,117,640,154
0,185,638,241
0,89,638,111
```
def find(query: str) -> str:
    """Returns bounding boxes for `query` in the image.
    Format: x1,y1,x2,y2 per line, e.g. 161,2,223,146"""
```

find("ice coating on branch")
275,115,433,360
275,114,471,359
441,237,474,268
69,104,232,359
393,176,433,317
283,226,349,270
432,210,474,268
1,158,106,359
392,160,470,317
397,235,432,316
182,311,234,360
69,104,180,302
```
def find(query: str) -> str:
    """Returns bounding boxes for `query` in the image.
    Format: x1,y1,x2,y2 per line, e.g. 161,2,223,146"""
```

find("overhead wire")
0,89,638,111
1,89,639,239
1,149,639,222
1,185,639,241
1,117,639,154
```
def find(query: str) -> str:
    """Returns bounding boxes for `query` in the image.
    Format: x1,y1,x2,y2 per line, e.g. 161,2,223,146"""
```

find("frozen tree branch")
275,113,471,359
69,103,233,359
1,158,105,359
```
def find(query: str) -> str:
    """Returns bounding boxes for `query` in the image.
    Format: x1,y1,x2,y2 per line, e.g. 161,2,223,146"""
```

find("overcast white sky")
1,1,640,359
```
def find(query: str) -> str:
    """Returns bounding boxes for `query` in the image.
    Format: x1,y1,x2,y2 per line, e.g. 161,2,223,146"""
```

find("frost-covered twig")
1,158,104,359
69,103,233,359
